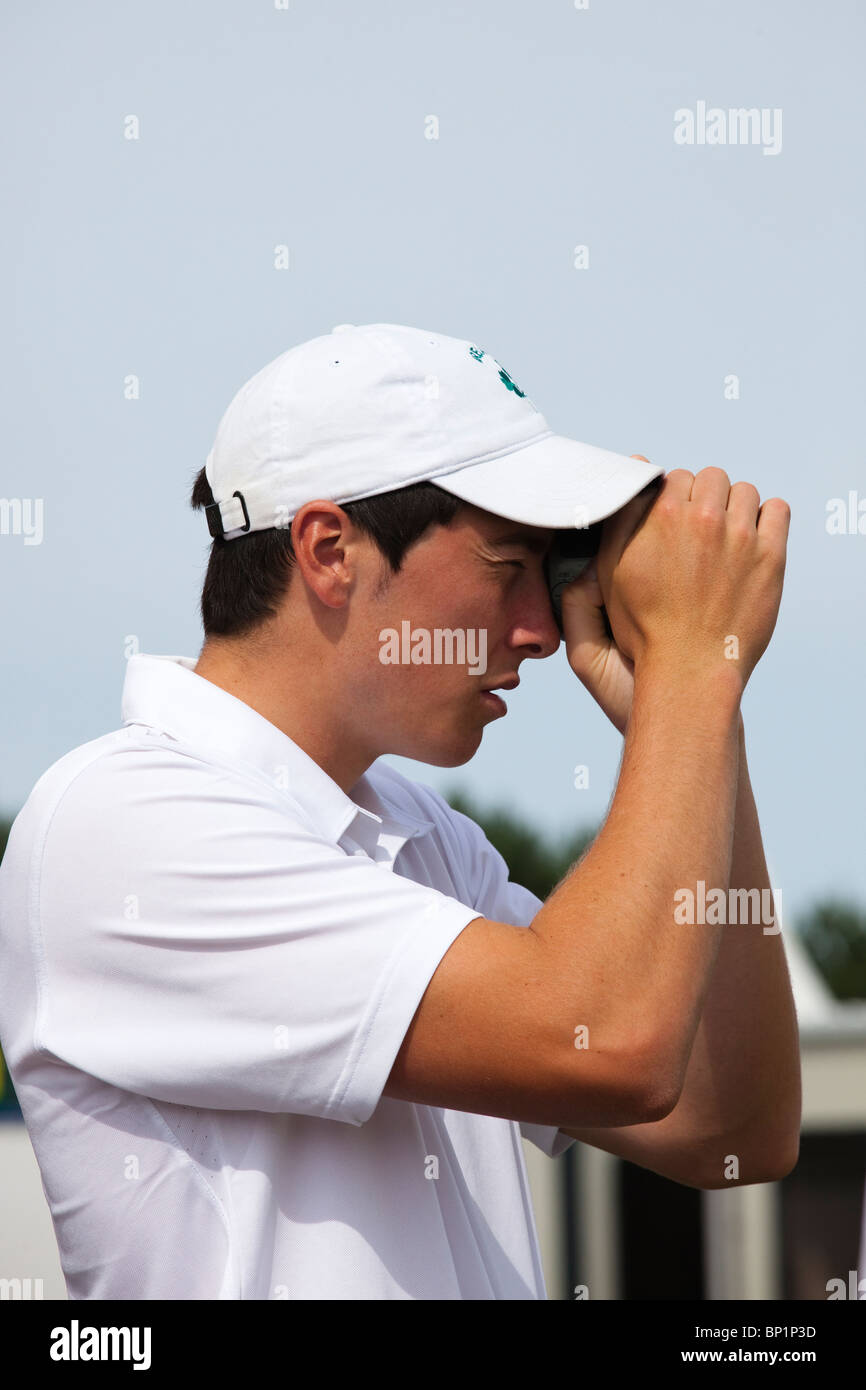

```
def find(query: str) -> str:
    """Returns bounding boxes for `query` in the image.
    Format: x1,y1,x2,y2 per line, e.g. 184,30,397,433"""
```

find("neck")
193,640,374,794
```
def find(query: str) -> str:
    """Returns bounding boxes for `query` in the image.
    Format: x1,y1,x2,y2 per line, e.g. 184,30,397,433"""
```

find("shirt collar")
120,654,435,852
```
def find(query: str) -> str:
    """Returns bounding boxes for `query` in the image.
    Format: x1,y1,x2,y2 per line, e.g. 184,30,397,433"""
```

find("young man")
0,323,800,1299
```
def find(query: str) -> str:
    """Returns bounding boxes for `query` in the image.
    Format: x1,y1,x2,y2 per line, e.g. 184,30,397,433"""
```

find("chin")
395,726,484,769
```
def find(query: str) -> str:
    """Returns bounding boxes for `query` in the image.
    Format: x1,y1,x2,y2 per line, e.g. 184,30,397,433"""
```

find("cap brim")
431,432,664,528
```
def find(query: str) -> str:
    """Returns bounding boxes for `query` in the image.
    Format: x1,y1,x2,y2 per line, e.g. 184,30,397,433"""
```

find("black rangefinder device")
545,521,604,637
546,479,664,638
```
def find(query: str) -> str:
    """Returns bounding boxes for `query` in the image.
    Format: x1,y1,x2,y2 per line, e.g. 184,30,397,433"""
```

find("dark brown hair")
190,469,465,639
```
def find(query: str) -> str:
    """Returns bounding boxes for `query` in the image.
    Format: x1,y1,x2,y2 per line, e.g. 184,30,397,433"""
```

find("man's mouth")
479,676,519,716
481,676,520,693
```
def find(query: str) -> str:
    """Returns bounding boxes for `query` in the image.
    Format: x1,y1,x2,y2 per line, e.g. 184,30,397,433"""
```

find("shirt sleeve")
519,1120,577,1158
34,755,482,1126
420,790,577,1158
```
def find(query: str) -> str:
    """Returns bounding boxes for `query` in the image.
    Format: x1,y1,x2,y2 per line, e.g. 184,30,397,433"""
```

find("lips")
481,676,520,692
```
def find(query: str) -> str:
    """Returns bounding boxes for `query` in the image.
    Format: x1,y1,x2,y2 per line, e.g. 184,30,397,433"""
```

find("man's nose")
510,592,562,660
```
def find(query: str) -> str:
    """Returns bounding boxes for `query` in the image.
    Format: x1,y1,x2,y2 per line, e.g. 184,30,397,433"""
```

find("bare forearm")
531,661,742,1113
665,719,801,1179
559,720,802,1187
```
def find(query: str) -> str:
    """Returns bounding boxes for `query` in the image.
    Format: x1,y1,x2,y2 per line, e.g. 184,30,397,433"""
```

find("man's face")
348,502,561,767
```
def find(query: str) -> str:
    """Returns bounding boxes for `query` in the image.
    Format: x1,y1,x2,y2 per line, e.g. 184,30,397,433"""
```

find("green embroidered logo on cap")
468,344,526,398
497,366,525,397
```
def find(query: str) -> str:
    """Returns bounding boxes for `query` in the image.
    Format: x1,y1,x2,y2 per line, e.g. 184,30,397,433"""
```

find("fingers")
727,481,761,528
689,470,763,531
684,466,788,543
757,496,792,546
652,466,785,538
659,468,695,502
607,460,789,554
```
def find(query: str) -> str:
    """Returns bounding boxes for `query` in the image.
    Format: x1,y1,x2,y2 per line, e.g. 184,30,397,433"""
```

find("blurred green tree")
442,786,598,903
796,899,866,1002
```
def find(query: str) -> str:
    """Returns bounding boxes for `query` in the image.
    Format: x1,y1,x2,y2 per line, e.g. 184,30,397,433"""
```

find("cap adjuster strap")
205,490,251,539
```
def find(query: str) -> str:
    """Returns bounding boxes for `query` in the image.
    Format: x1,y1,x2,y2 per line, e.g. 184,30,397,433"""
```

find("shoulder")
3,728,133,858
7,726,311,886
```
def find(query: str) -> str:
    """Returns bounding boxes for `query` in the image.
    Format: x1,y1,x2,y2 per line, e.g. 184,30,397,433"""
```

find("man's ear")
290,502,357,616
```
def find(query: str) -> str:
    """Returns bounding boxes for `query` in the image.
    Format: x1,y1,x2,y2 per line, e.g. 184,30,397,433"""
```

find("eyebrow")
489,529,552,555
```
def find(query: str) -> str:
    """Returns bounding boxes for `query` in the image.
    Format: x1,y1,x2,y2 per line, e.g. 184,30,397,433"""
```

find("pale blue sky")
2,0,864,926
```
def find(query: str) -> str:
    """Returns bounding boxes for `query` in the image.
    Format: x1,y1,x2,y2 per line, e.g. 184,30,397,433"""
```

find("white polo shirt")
0,653,574,1300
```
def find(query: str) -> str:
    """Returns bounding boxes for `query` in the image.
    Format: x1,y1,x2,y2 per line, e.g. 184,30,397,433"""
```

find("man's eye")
505,560,526,570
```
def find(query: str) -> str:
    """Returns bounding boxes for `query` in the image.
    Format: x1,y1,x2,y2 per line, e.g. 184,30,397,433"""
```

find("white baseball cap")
203,322,663,540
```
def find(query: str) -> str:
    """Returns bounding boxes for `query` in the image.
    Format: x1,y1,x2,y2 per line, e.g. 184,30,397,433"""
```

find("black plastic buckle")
206,490,250,539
